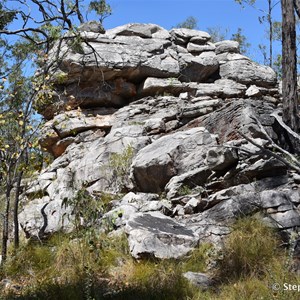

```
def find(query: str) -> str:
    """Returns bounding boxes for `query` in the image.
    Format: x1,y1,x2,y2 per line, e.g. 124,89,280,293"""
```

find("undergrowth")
1,216,300,299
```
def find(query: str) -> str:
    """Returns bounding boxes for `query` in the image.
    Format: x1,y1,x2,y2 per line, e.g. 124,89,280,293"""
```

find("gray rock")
259,190,294,208
246,85,261,97
179,51,219,82
165,167,212,199
78,21,105,33
206,146,238,171
183,272,214,290
170,28,211,44
20,23,288,244
125,211,199,259
179,99,222,118
131,127,217,193
18,197,73,238
183,99,276,144
39,110,114,157
239,157,287,180
184,198,200,214
195,79,247,98
107,23,167,39
187,42,216,54
220,59,277,87
268,210,300,228
102,205,138,229
138,77,188,97
215,40,240,54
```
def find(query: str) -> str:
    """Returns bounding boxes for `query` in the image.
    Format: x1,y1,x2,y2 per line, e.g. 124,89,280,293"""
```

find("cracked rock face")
19,23,300,259
125,211,199,259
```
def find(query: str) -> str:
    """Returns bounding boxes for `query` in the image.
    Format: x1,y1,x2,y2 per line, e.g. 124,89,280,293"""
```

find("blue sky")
101,0,282,63
4,0,283,64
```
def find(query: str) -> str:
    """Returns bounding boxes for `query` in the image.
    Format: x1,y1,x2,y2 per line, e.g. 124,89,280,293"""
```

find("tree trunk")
281,0,299,132
268,0,273,67
13,171,23,251
1,185,11,265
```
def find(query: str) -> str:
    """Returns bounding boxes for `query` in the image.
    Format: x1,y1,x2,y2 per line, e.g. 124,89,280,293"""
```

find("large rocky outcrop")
19,23,300,260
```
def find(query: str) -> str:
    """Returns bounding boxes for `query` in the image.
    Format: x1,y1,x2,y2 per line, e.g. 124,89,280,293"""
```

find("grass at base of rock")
1,216,300,300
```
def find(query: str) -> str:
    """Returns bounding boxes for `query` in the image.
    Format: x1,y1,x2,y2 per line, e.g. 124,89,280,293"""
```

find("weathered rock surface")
41,22,278,120
219,59,277,87
19,23,300,260
183,272,215,290
131,127,217,193
125,211,198,259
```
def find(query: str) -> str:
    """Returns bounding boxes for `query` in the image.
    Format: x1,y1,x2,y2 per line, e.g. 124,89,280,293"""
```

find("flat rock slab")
131,127,217,193
125,211,198,259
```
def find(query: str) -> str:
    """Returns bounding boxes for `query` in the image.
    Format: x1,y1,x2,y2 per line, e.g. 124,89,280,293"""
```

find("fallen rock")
125,211,199,259
18,197,73,239
183,272,215,290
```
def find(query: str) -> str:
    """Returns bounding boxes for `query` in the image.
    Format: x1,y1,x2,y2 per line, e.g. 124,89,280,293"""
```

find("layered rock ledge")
19,23,300,260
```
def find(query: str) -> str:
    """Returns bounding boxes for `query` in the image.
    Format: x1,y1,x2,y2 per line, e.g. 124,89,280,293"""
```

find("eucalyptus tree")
235,0,280,67
0,0,112,264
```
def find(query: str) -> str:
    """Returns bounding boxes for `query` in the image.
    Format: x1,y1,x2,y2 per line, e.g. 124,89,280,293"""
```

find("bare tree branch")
238,130,300,173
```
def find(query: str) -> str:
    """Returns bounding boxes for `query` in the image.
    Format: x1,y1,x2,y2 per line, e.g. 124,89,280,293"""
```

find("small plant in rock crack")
101,209,124,232
108,144,134,190
62,189,102,231
178,184,192,196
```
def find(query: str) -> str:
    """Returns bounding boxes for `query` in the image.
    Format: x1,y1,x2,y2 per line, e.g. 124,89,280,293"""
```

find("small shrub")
181,243,215,273
219,216,279,280
108,144,134,190
178,184,192,196
116,258,188,300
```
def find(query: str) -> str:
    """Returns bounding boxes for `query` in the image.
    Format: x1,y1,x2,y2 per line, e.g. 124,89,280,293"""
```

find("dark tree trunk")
1,185,11,265
13,171,23,251
281,0,299,132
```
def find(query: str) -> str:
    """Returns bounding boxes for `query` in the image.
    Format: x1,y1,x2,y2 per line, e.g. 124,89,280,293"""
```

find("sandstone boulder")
219,59,277,87
125,211,199,259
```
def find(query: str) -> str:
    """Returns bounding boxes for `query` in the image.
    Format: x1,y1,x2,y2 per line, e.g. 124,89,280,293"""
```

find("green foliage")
180,243,215,273
69,33,84,54
54,72,69,85
89,0,112,24
206,26,229,42
219,216,279,280
235,0,256,7
41,23,62,44
4,242,55,278
62,188,107,231
0,224,215,299
273,53,282,78
231,27,251,55
0,2,16,30
3,216,300,300
175,16,198,29
178,185,192,196
109,144,134,190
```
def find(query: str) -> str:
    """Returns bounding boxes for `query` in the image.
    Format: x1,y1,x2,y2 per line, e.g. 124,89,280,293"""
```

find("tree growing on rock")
231,27,251,55
0,0,112,264
175,16,198,29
